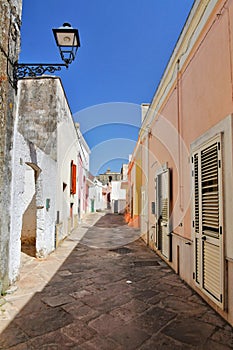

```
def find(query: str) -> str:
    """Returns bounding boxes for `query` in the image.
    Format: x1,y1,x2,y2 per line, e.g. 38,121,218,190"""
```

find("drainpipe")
177,58,183,212
146,125,150,246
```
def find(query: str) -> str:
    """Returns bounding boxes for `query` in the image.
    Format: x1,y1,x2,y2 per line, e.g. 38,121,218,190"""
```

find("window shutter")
201,143,219,238
70,162,77,195
201,141,221,300
193,153,200,284
203,241,221,299
192,135,223,306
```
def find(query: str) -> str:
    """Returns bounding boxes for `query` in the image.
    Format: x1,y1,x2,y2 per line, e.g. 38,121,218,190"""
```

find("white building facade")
88,177,104,212
9,76,90,283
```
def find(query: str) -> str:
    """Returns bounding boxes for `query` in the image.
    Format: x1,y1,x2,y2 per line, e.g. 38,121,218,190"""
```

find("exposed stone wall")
0,0,22,293
18,78,58,160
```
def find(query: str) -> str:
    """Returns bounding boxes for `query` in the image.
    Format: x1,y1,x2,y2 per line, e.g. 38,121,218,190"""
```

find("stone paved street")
0,212,233,349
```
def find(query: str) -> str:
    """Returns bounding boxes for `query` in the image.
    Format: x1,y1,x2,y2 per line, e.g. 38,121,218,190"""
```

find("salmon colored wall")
148,133,179,225
149,89,191,238
181,9,233,144
148,0,233,241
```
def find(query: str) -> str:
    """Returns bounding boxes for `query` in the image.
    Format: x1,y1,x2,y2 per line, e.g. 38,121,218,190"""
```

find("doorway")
21,163,41,257
156,168,170,260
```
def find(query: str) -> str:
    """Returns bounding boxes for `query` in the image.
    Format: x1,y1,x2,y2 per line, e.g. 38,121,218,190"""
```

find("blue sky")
20,0,194,175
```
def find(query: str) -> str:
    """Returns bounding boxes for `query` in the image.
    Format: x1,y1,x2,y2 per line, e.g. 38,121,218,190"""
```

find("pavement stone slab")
133,289,160,301
108,324,150,350
88,313,123,336
159,295,207,316
69,289,92,299
132,306,177,335
28,328,80,349
14,307,74,338
13,294,50,318
93,293,133,312
156,281,194,298
141,292,169,306
62,303,100,323
80,335,121,350
139,332,195,350
211,328,233,348
201,339,233,350
109,305,138,323
0,323,29,349
41,294,75,307
197,308,230,329
121,299,150,314
60,320,97,345
1,342,33,350
162,317,215,346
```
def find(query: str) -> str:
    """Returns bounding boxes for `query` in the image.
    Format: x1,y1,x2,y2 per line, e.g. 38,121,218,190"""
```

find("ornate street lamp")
14,23,80,86
53,23,80,65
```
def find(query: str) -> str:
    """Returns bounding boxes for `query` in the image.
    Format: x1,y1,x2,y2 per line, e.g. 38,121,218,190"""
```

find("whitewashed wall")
111,181,127,214
9,76,90,283
88,179,104,212
9,131,56,282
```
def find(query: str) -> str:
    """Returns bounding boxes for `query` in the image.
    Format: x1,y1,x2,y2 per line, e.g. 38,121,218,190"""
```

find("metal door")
156,169,170,259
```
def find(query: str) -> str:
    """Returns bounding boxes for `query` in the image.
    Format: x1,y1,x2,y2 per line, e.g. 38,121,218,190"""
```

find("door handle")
202,236,207,241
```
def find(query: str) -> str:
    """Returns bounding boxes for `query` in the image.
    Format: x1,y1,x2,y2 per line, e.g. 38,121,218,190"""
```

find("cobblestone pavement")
0,212,233,349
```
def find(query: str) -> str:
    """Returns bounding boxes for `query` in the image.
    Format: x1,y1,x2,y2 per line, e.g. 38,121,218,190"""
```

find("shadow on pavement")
94,213,126,227
0,214,232,349
80,213,141,249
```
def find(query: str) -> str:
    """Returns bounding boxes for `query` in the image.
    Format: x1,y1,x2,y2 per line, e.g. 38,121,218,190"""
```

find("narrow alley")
0,212,232,349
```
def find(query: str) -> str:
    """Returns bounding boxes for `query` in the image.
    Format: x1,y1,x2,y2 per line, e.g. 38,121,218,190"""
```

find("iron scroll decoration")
14,63,65,80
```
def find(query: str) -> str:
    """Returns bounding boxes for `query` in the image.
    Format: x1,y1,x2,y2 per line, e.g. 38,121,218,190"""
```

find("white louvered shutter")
192,135,223,306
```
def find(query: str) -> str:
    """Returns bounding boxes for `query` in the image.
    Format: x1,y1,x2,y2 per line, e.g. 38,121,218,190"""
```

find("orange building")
129,0,233,326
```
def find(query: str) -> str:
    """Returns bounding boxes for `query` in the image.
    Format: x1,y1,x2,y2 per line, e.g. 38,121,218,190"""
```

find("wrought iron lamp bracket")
13,62,68,83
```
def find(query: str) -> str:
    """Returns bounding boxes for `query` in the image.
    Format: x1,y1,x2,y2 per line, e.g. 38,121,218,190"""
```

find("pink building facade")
130,0,233,326
76,124,91,219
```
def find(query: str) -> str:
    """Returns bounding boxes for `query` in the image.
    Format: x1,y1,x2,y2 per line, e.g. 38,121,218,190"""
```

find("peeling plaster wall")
10,131,34,282
18,78,58,161
9,122,56,282
0,0,22,293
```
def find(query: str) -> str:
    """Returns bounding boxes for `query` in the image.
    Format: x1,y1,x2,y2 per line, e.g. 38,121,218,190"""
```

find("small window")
151,202,155,215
